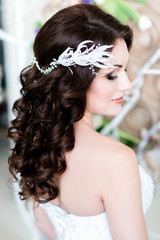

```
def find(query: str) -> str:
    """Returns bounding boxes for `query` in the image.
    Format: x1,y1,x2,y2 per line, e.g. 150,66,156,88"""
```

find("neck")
82,111,93,129
74,111,94,133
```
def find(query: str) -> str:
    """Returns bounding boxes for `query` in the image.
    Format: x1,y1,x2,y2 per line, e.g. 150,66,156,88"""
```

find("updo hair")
8,4,133,203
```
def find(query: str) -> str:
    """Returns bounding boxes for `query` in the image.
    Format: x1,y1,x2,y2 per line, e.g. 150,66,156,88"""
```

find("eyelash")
106,73,117,80
106,68,127,80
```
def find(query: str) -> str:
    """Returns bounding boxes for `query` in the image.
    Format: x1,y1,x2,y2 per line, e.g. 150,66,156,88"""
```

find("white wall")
2,0,28,125
1,0,50,126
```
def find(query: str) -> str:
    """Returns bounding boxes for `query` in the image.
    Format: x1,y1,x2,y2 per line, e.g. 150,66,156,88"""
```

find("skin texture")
34,39,149,240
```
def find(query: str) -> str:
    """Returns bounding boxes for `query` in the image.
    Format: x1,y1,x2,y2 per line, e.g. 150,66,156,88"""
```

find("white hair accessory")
30,40,115,75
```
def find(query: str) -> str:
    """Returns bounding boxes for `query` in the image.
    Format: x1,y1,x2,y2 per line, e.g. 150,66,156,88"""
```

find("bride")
8,4,154,240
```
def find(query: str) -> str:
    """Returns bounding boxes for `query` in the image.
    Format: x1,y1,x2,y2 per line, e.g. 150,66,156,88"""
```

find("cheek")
90,79,117,100
86,82,115,114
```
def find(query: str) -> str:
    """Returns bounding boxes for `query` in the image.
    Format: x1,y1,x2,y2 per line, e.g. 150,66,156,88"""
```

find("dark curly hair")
8,4,133,203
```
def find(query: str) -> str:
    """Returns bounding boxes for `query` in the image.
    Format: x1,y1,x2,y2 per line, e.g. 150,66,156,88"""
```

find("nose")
118,72,132,91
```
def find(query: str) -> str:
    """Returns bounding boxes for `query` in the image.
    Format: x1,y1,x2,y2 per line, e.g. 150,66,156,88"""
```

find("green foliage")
99,0,147,23
132,0,147,3
35,21,43,34
95,117,110,132
36,21,43,28
117,129,141,148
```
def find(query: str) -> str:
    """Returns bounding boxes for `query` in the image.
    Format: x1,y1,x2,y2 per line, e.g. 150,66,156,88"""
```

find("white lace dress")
40,164,154,240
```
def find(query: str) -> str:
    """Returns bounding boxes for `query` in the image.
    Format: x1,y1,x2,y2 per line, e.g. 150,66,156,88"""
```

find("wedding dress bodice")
40,164,154,240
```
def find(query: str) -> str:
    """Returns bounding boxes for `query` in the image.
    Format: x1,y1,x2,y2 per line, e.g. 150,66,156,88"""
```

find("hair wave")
8,4,133,203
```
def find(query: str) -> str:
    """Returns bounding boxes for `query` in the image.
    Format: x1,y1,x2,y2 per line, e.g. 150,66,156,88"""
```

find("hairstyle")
8,4,133,203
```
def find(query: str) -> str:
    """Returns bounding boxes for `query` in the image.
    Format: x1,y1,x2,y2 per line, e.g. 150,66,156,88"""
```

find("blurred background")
0,0,160,239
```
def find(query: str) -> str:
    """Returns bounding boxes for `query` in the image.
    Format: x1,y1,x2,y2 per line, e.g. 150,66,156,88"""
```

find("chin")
103,105,122,116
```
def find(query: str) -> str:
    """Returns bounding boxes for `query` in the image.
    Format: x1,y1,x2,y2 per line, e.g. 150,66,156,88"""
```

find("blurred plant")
117,128,141,148
99,0,147,24
70,0,94,4
70,0,148,24
34,21,43,34
82,0,94,3
93,114,141,148
35,0,148,35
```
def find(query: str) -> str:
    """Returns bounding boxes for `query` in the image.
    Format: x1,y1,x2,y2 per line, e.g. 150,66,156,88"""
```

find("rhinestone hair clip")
30,40,115,75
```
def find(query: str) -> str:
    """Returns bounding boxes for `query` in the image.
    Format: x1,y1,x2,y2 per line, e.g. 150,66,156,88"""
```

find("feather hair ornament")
30,40,116,75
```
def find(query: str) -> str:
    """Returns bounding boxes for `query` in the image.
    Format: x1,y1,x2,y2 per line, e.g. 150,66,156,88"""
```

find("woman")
8,4,154,240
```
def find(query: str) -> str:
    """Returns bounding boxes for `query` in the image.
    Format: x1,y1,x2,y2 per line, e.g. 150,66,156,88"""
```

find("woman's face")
86,39,132,117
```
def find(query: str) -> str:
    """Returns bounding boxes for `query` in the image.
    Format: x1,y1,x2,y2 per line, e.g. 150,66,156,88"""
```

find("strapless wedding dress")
40,164,154,240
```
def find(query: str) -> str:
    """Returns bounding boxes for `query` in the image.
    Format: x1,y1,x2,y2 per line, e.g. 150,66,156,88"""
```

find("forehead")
111,39,129,66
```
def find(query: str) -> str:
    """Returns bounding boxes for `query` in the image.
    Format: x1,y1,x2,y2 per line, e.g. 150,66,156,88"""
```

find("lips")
111,96,124,104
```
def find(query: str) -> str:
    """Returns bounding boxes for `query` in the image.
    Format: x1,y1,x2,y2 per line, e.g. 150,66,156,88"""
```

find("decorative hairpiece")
30,40,115,75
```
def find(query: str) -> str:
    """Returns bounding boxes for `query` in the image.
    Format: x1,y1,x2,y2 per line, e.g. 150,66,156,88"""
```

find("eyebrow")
114,64,123,68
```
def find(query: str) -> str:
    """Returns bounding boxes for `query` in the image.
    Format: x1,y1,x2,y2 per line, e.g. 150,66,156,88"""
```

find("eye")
106,73,118,80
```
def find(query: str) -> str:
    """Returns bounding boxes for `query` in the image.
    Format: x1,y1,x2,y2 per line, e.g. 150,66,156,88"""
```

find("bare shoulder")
74,122,136,167
90,131,139,190
90,130,137,166
97,134,139,185
93,134,148,240
74,126,138,184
